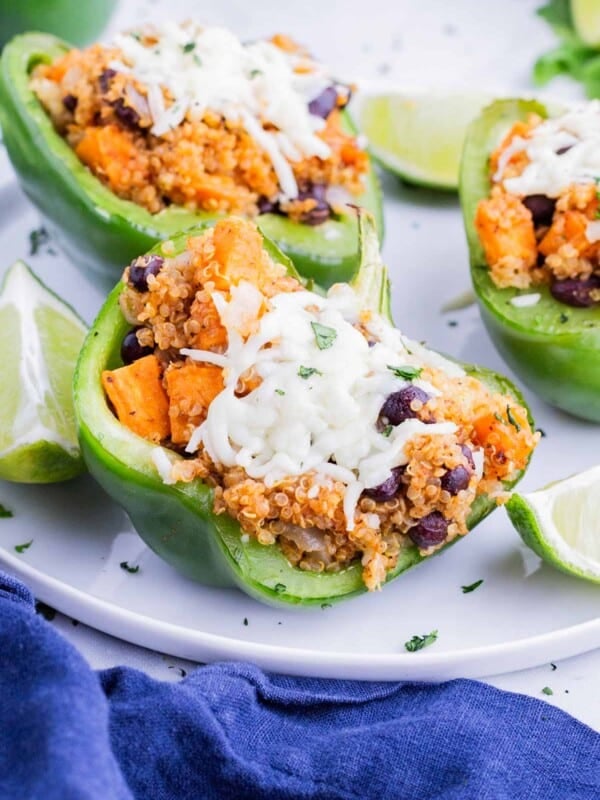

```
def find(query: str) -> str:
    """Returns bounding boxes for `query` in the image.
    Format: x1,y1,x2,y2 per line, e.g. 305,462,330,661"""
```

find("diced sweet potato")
189,290,228,351
75,124,147,194
165,363,224,445
475,188,537,287
102,355,170,442
212,217,265,285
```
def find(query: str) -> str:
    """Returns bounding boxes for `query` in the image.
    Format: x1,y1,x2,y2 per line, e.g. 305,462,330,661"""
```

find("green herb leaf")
542,686,554,696
275,389,285,396
120,561,140,574
182,41,196,52
506,406,521,432
494,412,504,423
15,540,32,553
243,617,249,626
311,321,337,350
404,629,438,652
29,226,50,256
250,68,263,78
560,312,569,323
387,365,422,381
537,0,574,41
35,601,56,621
382,424,393,438
298,365,322,379
274,583,287,594
461,579,484,594
0,504,13,519
321,602,332,610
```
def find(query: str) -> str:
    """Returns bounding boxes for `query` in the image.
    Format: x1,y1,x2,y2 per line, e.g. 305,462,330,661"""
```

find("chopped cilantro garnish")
542,686,554,696
243,617,249,626
506,406,521,432
461,579,484,594
538,428,547,437
404,629,438,652
559,312,569,324
29,226,50,256
120,561,140,574
387,365,422,381
275,389,285,396
35,601,56,621
15,540,32,553
311,321,337,350
298,365,322,379
274,583,287,594
0,504,13,518
382,424,393,438
250,68,263,78
494,412,504,423
193,55,203,67
550,662,557,671
321,602,332,610
182,41,196,52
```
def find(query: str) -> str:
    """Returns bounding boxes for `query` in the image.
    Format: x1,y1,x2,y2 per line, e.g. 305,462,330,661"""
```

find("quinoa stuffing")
475,102,600,307
30,23,368,225
101,217,539,591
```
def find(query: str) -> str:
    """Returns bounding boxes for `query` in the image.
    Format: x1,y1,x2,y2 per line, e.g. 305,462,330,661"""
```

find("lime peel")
507,466,600,584
0,261,87,482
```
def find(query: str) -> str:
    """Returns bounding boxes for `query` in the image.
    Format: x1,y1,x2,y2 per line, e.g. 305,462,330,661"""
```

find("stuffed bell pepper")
461,98,600,421
74,211,538,606
0,23,382,286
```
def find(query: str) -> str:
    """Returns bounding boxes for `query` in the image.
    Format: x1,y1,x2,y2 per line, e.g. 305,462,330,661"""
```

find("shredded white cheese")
110,22,340,199
183,281,465,529
510,293,541,308
496,101,600,198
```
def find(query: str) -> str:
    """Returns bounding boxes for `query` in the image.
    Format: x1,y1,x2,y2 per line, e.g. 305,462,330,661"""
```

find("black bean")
408,512,449,549
550,275,600,307
441,465,470,495
296,182,330,225
522,194,556,227
128,254,165,291
121,328,153,364
460,444,475,470
308,86,339,119
99,68,116,93
363,467,404,503
380,385,430,426
112,97,141,130
257,196,279,214
62,94,78,112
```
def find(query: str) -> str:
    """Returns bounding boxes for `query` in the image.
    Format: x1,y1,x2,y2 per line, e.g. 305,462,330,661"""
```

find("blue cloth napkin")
0,570,598,800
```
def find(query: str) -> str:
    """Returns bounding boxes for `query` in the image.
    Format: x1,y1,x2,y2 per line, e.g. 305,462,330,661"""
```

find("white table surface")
5,0,600,731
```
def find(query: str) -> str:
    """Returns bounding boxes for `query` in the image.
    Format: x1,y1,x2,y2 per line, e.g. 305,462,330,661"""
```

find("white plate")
0,161,599,681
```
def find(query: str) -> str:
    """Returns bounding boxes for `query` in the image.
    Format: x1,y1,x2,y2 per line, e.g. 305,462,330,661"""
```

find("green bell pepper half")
460,97,600,422
73,211,534,607
0,32,383,289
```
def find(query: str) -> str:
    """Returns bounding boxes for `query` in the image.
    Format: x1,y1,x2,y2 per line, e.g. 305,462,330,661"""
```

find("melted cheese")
110,22,340,199
183,282,465,529
496,102,600,198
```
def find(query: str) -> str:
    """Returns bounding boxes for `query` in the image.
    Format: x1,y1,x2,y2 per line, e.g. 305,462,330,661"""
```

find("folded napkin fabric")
0,570,598,800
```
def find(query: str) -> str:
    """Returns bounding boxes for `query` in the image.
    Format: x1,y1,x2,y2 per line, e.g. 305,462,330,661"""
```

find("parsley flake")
250,68,263,78
506,406,521,432
35,601,56,621
182,41,196,53
461,579,484,594
120,561,140,574
29,226,50,256
243,617,249,626
321,603,332,610
382,424,393,438
15,540,32,553
274,583,287,594
560,312,569,324
550,662,557,671
404,629,438,652
275,389,285,396
0,503,13,519
298,365,322,379
311,321,337,350
542,686,554,696
387,365,422,381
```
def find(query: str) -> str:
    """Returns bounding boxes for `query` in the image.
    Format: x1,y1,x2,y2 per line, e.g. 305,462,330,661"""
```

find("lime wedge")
0,261,87,482
506,466,600,584
572,0,600,47
351,90,490,190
